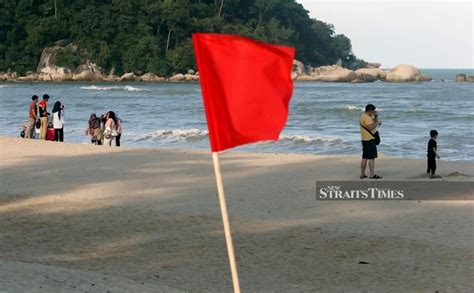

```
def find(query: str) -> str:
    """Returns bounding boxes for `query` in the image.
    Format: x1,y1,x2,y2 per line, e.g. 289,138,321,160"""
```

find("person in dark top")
38,94,50,140
427,130,441,178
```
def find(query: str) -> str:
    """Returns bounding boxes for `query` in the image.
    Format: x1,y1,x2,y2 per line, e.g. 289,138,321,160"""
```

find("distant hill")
0,0,356,76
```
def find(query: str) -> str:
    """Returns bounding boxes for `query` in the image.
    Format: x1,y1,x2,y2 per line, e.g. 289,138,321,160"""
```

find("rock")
169,73,185,82
17,72,38,82
291,72,298,80
140,72,158,81
54,39,71,47
295,75,317,81
386,64,431,82
104,74,119,82
310,65,357,82
366,62,381,68
292,60,305,76
36,46,74,81
354,72,375,82
187,69,195,75
355,68,388,80
119,72,136,82
184,74,199,81
73,62,104,81
467,76,474,82
0,71,17,81
455,74,466,82
139,72,166,82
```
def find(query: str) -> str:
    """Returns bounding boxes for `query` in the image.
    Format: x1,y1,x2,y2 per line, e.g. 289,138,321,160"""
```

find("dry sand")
0,136,473,292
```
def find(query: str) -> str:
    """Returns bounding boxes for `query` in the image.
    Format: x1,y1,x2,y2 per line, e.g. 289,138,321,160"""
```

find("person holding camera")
52,101,65,142
359,104,382,179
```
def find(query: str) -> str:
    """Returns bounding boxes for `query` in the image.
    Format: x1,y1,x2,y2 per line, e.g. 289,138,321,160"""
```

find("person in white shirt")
52,101,65,142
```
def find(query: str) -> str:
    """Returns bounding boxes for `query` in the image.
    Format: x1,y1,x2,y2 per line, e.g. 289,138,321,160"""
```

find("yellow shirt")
360,113,376,141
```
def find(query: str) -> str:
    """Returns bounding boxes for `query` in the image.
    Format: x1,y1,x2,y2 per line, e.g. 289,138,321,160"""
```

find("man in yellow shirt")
359,104,382,179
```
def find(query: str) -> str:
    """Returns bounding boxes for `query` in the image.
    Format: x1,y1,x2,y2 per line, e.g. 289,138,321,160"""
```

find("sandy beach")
0,135,473,292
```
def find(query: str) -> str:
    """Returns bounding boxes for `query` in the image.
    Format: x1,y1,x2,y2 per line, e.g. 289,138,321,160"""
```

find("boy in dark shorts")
427,130,441,178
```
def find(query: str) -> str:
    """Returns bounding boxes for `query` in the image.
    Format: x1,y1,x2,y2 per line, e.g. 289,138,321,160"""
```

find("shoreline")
2,134,474,164
1,135,473,291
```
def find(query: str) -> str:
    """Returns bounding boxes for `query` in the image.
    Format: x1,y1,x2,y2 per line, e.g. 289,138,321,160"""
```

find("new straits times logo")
316,181,474,200
318,185,404,200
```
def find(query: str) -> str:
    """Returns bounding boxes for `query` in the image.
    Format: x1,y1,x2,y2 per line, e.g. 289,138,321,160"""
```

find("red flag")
193,33,295,152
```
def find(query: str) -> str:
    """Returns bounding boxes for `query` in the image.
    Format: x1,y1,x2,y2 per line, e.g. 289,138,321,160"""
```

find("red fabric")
47,128,55,141
193,33,295,152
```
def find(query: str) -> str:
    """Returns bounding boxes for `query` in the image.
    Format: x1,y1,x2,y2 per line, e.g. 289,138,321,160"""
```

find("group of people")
359,103,441,179
23,94,64,142
23,94,122,147
87,111,122,146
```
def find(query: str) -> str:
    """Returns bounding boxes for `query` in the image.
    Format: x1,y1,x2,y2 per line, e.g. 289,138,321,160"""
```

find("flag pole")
212,152,241,293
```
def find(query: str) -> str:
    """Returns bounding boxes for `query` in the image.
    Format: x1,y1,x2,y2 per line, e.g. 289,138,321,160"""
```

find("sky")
297,0,473,68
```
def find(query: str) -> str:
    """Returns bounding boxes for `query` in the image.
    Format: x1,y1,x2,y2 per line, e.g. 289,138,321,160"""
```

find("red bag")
47,128,55,141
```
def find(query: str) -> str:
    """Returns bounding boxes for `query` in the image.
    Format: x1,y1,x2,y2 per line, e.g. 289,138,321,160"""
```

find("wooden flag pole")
212,152,241,293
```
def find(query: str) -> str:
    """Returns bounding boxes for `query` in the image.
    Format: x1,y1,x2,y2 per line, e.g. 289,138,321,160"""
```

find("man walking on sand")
38,94,50,140
25,95,38,139
359,104,382,179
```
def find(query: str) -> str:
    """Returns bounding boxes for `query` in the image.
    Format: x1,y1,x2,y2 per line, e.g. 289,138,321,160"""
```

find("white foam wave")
279,134,343,144
345,105,364,111
133,128,209,141
123,85,143,91
80,85,144,91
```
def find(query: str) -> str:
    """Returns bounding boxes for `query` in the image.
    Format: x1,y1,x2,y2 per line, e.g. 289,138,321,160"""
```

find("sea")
0,69,473,161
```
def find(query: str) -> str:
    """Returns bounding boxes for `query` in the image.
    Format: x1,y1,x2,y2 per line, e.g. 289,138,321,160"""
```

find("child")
427,130,441,178
34,120,41,139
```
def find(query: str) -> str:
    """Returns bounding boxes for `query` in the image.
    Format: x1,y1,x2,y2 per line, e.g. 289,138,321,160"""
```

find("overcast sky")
297,0,473,68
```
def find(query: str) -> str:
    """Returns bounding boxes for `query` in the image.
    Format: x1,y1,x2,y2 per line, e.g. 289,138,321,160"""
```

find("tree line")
0,0,355,76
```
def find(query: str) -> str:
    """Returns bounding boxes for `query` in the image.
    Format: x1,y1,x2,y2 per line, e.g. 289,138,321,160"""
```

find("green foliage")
55,46,82,69
0,0,355,76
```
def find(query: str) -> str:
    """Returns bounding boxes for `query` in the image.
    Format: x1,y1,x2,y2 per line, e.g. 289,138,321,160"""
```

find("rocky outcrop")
72,62,104,81
386,64,431,82
140,72,165,82
467,76,474,82
169,73,184,82
119,72,136,82
309,65,357,82
36,46,74,81
355,68,388,80
293,60,305,76
353,71,375,83
455,74,466,82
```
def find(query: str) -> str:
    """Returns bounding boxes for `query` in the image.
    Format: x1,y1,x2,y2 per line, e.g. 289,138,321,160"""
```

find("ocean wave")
133,128,209,142
279,134,344,144
80,85,145,91
129,129,344,146
345,105,364,111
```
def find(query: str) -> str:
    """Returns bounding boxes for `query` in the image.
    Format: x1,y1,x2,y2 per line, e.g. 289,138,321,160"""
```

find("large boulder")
355,68,388,80
36,46,74,81
184,73,199,81
386,64,431,82
72,62,104,81
293,60,305,76
119,72,136,82
169,73,185,82
467,76,474,82
140,72,166,82
455,74,466,82
310,65,357,82
354,72,375,83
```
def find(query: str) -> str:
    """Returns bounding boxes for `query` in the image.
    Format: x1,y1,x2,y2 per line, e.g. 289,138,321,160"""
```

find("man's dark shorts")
362,139,378,159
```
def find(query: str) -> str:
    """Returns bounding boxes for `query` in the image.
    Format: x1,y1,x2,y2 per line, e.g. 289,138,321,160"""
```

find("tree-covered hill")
0,0,355,76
